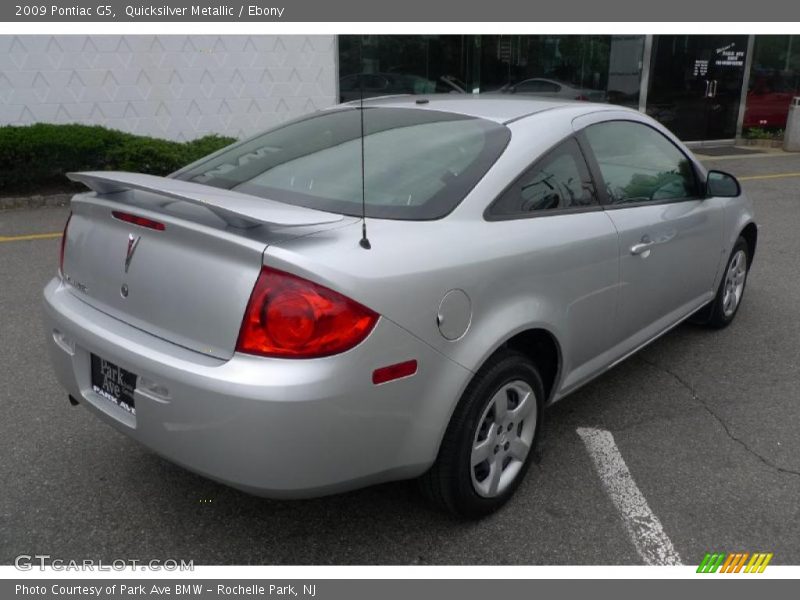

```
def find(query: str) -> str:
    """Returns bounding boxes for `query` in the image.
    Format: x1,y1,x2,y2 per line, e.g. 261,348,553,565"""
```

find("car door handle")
630,241,655,255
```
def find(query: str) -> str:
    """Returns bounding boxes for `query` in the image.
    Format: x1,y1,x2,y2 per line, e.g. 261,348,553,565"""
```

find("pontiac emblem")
125,233,141,274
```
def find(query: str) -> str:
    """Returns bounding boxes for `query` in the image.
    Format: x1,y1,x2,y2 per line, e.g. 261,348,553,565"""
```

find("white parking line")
577,427,683,566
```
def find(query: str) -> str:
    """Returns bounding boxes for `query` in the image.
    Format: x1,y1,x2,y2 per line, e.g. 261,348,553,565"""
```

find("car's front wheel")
420,349,544,518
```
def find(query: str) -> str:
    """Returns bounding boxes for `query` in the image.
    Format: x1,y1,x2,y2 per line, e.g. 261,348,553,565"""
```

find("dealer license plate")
90,354,137,416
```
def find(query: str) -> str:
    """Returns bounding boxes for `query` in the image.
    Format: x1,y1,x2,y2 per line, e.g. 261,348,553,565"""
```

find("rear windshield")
174,107,510,220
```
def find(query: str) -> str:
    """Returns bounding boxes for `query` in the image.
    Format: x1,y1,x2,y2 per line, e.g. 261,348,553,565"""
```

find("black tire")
695,236,750,329
419,349,544,518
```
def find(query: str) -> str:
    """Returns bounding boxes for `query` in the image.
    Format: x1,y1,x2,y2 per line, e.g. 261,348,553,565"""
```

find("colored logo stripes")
697,552,773,573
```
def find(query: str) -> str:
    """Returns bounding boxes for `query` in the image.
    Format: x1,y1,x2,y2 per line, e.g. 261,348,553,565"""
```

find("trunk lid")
61,172,348,359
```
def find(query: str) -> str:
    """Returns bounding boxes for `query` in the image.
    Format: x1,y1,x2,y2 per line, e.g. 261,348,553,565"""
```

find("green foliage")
0,123,236,195
185,134,238,158
105,137,188,175
743,127,784,140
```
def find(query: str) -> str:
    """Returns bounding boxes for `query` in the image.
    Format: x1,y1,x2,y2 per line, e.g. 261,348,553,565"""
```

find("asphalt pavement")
1,151,798,565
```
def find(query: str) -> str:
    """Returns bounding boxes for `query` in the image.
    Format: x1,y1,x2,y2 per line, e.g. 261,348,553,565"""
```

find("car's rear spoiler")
67,171,343,229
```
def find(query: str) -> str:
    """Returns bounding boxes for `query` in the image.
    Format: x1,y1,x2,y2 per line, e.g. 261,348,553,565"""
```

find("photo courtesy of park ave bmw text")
0,0,799,595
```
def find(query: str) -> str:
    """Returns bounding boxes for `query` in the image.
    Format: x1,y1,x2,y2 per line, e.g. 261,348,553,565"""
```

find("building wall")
0,35,338,141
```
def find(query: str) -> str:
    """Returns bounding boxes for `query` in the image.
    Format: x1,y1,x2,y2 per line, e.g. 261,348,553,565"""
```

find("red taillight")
236,267,379,359
575,94,589,101
59,213,72,274
112,211,166,231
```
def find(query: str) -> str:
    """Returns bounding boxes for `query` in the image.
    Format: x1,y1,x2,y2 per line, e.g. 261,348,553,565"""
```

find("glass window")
338,35,477,102
645,35,748,141
478,35,645,106
745,35,800,131
514,79,562,94
337,35,645,107
584,121,699,204
361,74,390,91
175,108,511,221
339,74,358,92
490,138,597,216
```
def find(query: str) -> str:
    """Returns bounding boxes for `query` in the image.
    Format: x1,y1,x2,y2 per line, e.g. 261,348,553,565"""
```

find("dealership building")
1,34,798,145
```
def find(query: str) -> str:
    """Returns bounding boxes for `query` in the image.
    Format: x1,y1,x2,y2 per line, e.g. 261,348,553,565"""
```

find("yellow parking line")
739,172,800,181
0,232,62,243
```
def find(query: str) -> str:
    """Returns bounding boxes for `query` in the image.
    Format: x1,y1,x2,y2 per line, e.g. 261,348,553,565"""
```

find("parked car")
44,96,756,517
436,74,467,94
743,71,800,129
339,72,464,103
500,77,606,101
743,88,797,129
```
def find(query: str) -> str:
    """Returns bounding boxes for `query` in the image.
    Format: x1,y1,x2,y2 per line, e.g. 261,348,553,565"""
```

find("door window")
584,121,700,205
490,138,597,216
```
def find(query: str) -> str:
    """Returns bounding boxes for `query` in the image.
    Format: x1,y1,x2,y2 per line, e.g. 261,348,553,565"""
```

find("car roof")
332,93,626,124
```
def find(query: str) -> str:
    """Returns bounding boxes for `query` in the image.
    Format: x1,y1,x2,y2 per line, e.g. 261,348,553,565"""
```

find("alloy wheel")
722,249,747,317
470,380,537,498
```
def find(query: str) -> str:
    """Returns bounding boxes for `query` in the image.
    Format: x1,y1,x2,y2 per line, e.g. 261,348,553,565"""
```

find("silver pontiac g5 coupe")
44,96,756,517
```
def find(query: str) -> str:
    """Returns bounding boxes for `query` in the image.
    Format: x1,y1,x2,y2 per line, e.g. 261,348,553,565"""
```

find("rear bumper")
42,278,471,498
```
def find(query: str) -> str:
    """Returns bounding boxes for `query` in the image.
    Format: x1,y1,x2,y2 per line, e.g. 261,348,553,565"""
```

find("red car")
744,83,799,129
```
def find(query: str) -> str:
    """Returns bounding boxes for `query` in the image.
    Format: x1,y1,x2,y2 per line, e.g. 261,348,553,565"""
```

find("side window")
490,138,598,216
584,121,699,205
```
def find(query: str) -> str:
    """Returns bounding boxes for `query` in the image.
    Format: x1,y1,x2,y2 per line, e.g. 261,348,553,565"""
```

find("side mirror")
706,170,741,198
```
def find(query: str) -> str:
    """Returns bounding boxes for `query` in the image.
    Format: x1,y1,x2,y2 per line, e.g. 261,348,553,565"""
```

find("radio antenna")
358,38,371,250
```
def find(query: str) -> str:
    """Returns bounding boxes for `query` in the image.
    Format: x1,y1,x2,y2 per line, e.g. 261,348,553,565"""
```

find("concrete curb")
0,193,72,211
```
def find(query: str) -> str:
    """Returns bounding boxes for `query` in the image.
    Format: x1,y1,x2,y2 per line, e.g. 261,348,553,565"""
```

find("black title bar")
3,0,800,21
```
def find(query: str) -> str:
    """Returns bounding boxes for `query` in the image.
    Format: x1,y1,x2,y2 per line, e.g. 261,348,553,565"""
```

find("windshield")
174,107,510,220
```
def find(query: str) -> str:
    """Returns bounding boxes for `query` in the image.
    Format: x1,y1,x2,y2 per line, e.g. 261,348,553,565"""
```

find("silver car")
44,95,756,517
500,78,606,102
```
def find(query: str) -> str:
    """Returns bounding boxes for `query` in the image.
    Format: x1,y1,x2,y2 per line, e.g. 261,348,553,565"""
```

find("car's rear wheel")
420,349,544,518
694,236,750,329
